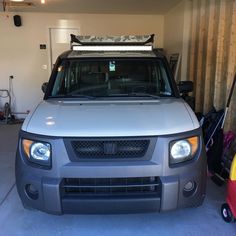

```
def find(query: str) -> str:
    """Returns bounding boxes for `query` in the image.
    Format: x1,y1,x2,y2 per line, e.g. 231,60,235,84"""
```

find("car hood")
22,99,199,137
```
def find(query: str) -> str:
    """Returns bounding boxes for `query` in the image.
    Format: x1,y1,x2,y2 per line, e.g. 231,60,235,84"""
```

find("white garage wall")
164,1,185,57
0,12,164,116
164,0,191,82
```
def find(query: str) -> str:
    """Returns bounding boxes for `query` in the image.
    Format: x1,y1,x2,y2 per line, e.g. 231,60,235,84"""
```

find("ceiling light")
41,0,45,4
10,0,24,2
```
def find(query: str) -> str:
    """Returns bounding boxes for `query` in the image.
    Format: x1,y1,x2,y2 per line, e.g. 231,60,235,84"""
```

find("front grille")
61,177,161,199
70,139,150,159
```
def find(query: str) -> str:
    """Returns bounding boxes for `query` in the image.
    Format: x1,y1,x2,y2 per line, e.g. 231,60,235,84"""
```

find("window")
51,59,173,98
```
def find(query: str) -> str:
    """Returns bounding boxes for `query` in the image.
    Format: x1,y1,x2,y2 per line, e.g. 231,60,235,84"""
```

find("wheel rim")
223,208,228,218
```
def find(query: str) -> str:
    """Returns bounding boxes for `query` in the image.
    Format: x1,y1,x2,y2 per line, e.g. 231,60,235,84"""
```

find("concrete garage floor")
0,125,236,236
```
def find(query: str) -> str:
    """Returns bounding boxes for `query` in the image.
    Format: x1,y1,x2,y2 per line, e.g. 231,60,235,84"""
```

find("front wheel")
221,203,234,223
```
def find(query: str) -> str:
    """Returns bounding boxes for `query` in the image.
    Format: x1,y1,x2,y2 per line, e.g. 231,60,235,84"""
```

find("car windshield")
50,59,173,99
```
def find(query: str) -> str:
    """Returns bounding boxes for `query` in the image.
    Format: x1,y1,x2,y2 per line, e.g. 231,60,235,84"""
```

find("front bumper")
15,129,207,214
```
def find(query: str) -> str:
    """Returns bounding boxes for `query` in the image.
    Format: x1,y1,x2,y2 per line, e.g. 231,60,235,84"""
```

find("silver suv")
15,35,207,214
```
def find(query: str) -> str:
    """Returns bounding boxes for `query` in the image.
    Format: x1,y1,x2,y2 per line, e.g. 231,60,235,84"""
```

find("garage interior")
0,0,236,235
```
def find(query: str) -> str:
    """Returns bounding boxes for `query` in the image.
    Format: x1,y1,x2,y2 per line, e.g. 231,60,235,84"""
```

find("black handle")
226,73,236,108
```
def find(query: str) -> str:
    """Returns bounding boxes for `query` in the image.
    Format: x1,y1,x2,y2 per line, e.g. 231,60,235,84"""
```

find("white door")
49,28,79,69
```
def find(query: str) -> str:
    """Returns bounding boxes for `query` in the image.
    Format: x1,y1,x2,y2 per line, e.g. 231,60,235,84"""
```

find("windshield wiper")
49,94,96,99
106,93,160,98
69,94,96,99
127,93,161,99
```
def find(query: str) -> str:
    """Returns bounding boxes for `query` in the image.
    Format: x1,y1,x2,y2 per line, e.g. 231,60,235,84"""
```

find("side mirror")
41,82,48,94
178,81,193,94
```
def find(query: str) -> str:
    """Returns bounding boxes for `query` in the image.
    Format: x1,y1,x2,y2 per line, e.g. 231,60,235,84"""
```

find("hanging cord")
9,76,16,112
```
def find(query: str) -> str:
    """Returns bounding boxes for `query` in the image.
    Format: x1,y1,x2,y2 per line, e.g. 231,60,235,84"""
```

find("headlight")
170,137,199,165
22,139,51,167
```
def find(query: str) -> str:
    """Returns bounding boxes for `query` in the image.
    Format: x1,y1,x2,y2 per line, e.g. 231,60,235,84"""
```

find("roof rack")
71,34,154,46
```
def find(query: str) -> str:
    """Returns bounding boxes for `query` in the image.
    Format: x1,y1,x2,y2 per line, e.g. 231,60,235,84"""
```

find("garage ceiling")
1,0,182,14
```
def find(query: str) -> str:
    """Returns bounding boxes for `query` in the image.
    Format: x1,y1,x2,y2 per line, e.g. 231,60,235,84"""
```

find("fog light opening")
25,184,39,200
183,181,197,197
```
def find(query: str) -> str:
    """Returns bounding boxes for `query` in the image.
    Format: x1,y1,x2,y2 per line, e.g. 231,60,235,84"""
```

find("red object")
223,131,236,150
221,155,236,222
226,180,236,218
